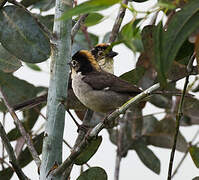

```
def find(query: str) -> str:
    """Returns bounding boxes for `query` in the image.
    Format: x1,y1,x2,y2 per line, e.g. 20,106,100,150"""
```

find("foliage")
0,0,199,179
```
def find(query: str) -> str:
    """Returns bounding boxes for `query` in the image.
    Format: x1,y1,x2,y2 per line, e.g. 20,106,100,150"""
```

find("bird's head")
91,43,118,61
69,50,101,74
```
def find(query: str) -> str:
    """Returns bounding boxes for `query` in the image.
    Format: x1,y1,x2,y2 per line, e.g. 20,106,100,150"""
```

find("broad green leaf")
73,31,98,52
135,140,160,174
37,14,54,31
74,136,102,165
155,0,199,85
0,71,37,106
120,67,145,85
153,22,166,86
60,0,120,20
84,13,104,26
0,5,50,63
189,146,199,168
26,63,42,71
77,167,107,180
146,117,187,152
0,44,22,73
158,1,176,9
119,19,143,52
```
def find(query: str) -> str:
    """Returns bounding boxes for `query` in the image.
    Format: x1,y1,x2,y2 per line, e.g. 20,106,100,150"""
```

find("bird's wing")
83,71,142,95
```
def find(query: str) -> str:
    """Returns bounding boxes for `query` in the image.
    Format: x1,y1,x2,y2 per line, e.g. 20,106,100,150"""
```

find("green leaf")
26,63,42,71
21,0,42,7
119,19,143,52
0,71,37,106
77,167,107,180
59,0,120,20
155,0,199,84
153,22,166,86
189,146,199,168
73,31,98,53
37,14,54,31
120,66,145,85
74,136,102,165
135,140,160,174
84,13,104,26
0,5,50,63
0,44,22,73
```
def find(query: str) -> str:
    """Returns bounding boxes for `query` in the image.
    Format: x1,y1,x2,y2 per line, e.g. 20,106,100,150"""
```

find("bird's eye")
97,51,104,56
71,60,78,67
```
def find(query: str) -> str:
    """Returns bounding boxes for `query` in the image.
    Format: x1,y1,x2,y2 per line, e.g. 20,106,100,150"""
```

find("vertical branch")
40,0,72,179
0,122,29,180
109,0,128,43
167,54,195,180
0,87,41,169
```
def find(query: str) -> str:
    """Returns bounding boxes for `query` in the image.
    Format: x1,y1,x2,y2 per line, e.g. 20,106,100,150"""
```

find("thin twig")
52,79,172,176
109,0,129,43
71,14,89,42
114,119,125,180
0,122,29,180
167,54,195,180
8,0,53,39
81,26,92,49
63,109,93,179
171,128,199,178
0,87,41,169
1,112,6,170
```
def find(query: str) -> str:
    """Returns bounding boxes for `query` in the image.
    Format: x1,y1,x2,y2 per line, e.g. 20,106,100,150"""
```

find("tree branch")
0,121,29,180
167,54,195,180
109,0,128,43
71,14,89,42
40,0,72,179
52,79,169,176
0,87,41,169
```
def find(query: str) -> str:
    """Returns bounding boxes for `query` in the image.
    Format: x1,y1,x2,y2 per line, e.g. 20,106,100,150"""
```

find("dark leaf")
37,14,54,31
149,94,172,109
189,146,199,168
120,67,145,85
84,13,104,27
153,22,166,86
0,5,50,63
146,117,187,152
73,31,98,52
0,71,37,106
155,0,199,84
21,0,42,7
135,140,160,174
77,167,107,180
0,44,22,73
74,136,102,165
31,0,55,11
60,0,120,20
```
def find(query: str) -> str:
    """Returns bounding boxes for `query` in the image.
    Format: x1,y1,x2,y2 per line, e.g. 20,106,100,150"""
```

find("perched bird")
13,44,118,111
69,50,142,113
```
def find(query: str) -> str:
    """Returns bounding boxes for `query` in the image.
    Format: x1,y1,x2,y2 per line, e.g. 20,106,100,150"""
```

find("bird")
69,50,142,113
13,43,118,111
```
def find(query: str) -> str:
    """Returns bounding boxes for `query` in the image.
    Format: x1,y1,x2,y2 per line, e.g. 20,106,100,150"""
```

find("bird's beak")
67,61,72,66
107,51,118,58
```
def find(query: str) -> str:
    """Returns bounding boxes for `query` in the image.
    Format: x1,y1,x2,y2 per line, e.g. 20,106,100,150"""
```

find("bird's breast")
71,73,131,113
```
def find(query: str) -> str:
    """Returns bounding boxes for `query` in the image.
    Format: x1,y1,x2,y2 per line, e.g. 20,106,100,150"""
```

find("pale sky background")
1,0,199,179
